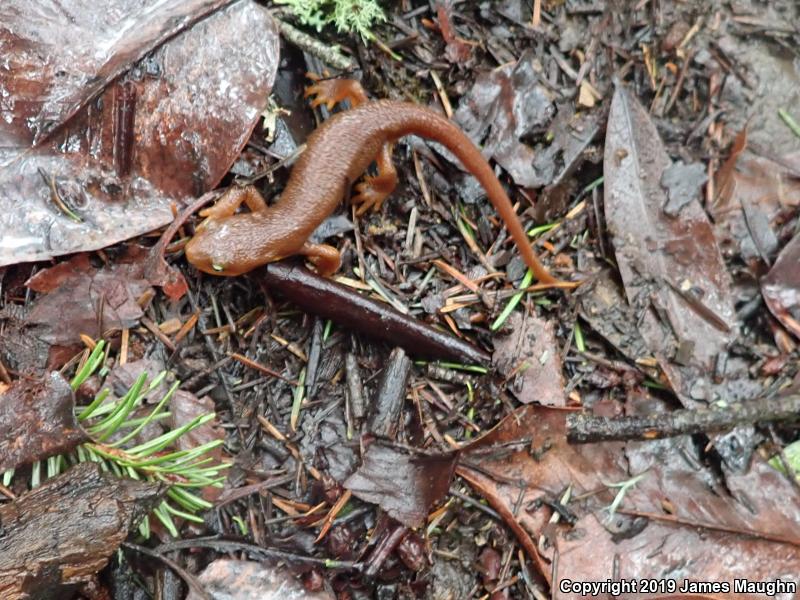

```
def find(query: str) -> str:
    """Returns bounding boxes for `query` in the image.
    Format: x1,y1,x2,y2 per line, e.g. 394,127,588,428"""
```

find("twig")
567,394,800,443
345,352,367,421
367,347,412,438
153,537,363,571
663,50,694,115
276,18,356,71
123,543,212,600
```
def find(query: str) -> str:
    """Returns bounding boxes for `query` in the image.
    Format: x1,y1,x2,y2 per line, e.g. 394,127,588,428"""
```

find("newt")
185,78,567,287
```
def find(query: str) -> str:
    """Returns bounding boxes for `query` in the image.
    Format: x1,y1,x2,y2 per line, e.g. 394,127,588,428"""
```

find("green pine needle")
43,339,229,538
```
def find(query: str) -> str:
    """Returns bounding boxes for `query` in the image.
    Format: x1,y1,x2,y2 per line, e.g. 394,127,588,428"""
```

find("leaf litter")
0,1,799,598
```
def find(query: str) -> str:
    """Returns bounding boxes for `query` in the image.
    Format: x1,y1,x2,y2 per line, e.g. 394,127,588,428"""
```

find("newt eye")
211,263,225,272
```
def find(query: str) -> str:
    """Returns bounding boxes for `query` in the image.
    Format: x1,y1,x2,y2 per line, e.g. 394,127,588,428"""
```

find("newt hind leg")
299,242,341,277
351,143,398,215
304,75,399,214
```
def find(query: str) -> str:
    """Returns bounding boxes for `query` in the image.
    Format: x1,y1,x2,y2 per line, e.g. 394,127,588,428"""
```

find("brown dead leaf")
603,85,737,407
762,231,800,338
459,403,800,595
0,1,279,267
0,250,157,374
453,50,556,188
344,439,459,528
712,146,800,264
713,126,748,210
493,312,566,406
169,390,225,502
454,54,599,193
576,269,652,365
33,256,149,355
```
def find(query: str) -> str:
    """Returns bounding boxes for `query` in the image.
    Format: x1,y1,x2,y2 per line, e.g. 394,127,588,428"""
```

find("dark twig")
153,537,363,571
363,524,409,578
345,352,367,421
567,394,800,443
123,543,212,600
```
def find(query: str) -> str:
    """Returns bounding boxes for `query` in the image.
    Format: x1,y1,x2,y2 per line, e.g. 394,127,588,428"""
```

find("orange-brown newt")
185,78,565,286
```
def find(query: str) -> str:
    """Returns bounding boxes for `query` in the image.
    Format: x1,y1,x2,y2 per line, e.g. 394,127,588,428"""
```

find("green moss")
277,0,386,41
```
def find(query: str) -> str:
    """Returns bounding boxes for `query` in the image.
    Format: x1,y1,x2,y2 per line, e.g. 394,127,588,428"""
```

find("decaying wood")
0,463,162,600
0,372,88,473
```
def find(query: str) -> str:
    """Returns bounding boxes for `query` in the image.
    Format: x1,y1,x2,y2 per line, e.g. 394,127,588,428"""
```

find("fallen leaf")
0,0,279,267
762,231,800,338
493,312,566,406
9,252,153,373
460,403,800,593
188,560,334,600
454,50,556,188
344,439,458,528
169,390,225,503
712,146,800,264
603,85,737,406
576,269,653,366
661,161,707,217
713,126,748,209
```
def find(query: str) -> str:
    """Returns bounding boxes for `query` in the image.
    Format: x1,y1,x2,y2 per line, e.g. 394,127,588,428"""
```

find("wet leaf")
460,403,800,589
344,439,458,528
603,85,737,406
0,372,88,472
762,231,800,338
713,126,748,210
661,161,707,217
0,250,157,374
0,0,230,145
169,390,225,501
453,50,556,188
712,146,800,264
0,1,279,267
169,391,223,456
576,269,652,365
492,312,566,406
188,560,334,600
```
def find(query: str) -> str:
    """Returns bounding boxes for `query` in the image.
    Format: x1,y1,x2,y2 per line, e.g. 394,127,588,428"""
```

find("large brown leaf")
0,0,279,267
603,86,737,406
344,439,459,528
460,404,800,597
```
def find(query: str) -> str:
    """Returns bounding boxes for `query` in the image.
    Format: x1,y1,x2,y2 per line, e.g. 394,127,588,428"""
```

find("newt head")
184,216,242,276
184,211,298,277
